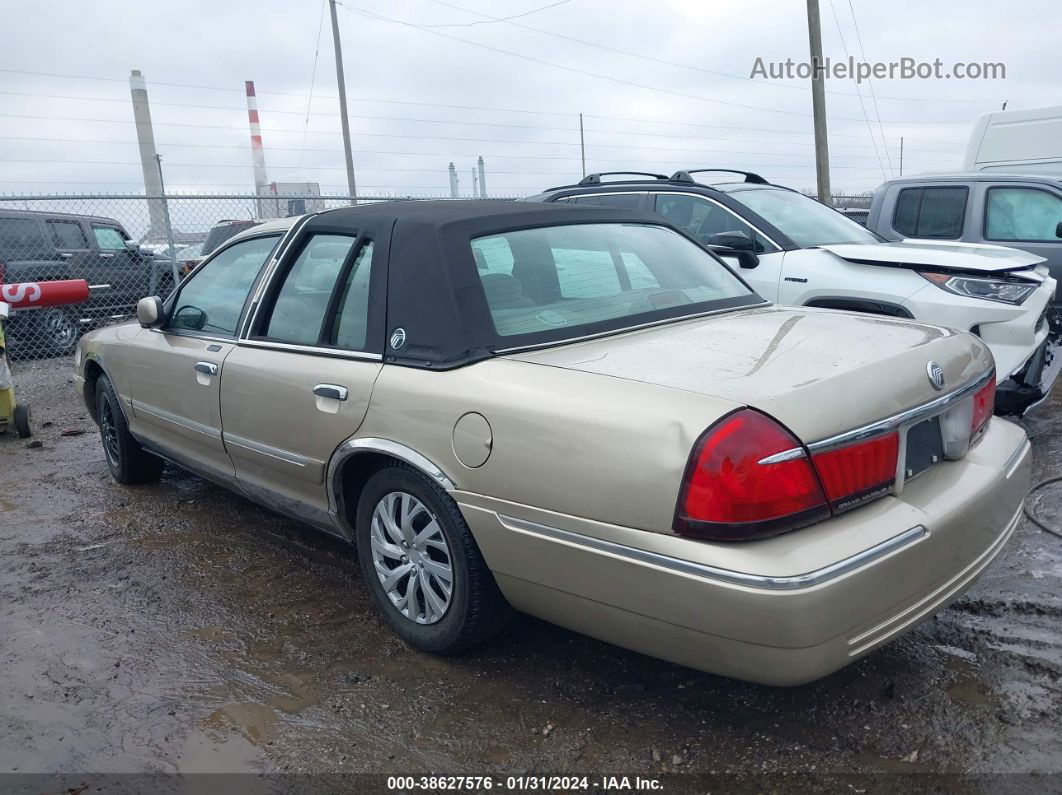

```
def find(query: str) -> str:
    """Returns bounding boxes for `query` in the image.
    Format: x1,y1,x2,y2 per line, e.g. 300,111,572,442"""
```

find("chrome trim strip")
498,515,927,591
340,438,455,490
758,447,806,465
223,432,313,468
132,400,221,439
806,369,994,453
238,338,382,361
493,300,772,355
1004,438,1031,479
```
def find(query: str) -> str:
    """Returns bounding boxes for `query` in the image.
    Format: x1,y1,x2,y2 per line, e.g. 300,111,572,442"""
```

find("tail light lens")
971,378,995,440
674,410,829,541
675,410,901,541
810,433,899,513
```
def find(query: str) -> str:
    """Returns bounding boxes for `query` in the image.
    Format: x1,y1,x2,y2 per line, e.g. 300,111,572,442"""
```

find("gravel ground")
1,356,1060,793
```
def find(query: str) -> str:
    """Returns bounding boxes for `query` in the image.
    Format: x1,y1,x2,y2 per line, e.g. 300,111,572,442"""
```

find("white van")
964,105,1062,175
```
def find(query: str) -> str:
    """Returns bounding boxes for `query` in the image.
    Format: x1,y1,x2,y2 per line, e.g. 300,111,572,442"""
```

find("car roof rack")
670,169,769,185
577,171,670,186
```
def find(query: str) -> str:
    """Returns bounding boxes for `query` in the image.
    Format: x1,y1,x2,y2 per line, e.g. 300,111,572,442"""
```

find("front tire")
96,376,163,485
355,463,512,653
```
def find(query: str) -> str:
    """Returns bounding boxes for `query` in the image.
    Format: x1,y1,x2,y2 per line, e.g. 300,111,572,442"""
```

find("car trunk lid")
503,306,994,445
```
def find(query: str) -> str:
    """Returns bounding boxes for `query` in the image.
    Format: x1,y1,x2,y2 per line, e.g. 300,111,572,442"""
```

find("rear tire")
96,375,163,485
355,463,512,653
13,403,32,438
40,308,80,356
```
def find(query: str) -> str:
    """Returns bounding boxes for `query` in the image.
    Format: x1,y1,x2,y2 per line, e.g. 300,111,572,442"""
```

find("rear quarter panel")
357,359,741,533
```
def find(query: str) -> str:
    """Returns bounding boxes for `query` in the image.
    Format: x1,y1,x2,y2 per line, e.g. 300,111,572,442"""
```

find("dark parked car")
0,210,171,357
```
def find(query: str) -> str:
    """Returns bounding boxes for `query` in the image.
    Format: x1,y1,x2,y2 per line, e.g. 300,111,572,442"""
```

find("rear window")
469,223,755,341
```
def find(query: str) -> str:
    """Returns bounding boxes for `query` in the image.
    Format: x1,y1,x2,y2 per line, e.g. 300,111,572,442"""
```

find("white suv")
530,169,1060,415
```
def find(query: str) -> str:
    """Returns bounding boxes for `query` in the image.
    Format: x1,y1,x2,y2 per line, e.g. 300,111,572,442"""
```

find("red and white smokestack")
245,81,269,200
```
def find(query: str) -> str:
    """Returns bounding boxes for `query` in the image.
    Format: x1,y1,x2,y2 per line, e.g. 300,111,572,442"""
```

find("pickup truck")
867,173,1062,306
0,209,173,358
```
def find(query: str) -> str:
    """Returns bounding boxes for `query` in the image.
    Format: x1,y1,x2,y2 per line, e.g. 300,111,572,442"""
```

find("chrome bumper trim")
498,514,927,591
806,369,994,453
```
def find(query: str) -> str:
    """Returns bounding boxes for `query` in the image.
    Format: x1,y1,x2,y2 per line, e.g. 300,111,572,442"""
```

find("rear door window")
262,234,357,346
47,220,89,249
328,241,375,351
892,187,968,238
571,193,643,208
0,217,50,260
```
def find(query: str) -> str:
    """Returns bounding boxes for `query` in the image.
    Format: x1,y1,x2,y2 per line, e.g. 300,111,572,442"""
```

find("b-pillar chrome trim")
326,437,457,536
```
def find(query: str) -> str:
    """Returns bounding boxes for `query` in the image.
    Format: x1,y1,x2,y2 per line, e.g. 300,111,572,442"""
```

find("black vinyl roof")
313,198,666,228
300,200,754,369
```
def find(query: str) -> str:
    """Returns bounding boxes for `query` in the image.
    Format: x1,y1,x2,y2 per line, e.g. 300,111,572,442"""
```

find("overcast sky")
1,0,1056,199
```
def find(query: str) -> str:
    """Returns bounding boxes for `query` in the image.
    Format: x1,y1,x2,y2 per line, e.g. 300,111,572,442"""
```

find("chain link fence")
0,193,509,360
0,189,869,360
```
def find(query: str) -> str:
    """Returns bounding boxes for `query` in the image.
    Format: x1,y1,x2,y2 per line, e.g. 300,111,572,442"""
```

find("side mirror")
734,250,761,269
706,231,757,251
136,296,165,328
1055,220,1062,239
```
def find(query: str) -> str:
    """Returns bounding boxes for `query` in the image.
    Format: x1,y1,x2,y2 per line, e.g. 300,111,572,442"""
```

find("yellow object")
0,314,14,430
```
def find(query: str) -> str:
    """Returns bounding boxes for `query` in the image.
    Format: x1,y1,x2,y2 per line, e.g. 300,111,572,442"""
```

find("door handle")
194,361,218,376
313,384,348,401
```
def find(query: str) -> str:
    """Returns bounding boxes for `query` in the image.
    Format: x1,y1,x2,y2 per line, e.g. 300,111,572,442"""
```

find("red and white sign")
0,280,90,308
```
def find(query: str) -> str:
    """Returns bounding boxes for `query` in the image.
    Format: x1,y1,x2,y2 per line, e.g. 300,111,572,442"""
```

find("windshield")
729,188,880,247
470,222,757,342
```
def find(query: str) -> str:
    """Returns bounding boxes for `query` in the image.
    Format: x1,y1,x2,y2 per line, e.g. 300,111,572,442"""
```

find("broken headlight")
919,272,1036,305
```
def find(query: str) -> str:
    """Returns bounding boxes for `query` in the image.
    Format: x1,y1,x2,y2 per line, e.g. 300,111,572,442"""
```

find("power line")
333,1,968,125
844,0,894,177
825,0,888,179
0,68,972,141
299,0,330,171
418,0,992,105
421,0,572,27
0,112,960,156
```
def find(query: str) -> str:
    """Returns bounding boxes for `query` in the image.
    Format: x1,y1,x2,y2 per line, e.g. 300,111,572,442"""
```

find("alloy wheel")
369,491,454,624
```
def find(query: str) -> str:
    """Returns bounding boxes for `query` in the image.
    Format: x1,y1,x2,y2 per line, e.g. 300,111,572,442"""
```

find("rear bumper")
456,419,1030,686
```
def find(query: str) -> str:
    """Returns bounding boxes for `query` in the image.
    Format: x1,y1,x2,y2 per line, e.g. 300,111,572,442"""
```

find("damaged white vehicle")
532,170,1060,415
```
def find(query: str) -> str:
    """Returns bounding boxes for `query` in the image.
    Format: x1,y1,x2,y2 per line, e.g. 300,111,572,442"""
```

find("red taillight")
810,433,899,513
675,411,903,541
674,410,829,541
971,378,994,439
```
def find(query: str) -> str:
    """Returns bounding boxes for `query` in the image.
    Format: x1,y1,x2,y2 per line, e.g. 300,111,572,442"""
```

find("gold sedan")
73,201,1029,685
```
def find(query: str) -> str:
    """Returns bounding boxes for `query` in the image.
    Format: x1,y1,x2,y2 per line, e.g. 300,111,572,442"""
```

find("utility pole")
806,0,831,204
328,0,357,205
578,113,586,178
899,137,904,176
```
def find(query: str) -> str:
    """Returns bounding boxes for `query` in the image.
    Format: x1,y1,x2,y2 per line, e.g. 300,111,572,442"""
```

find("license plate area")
904,415,945,483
